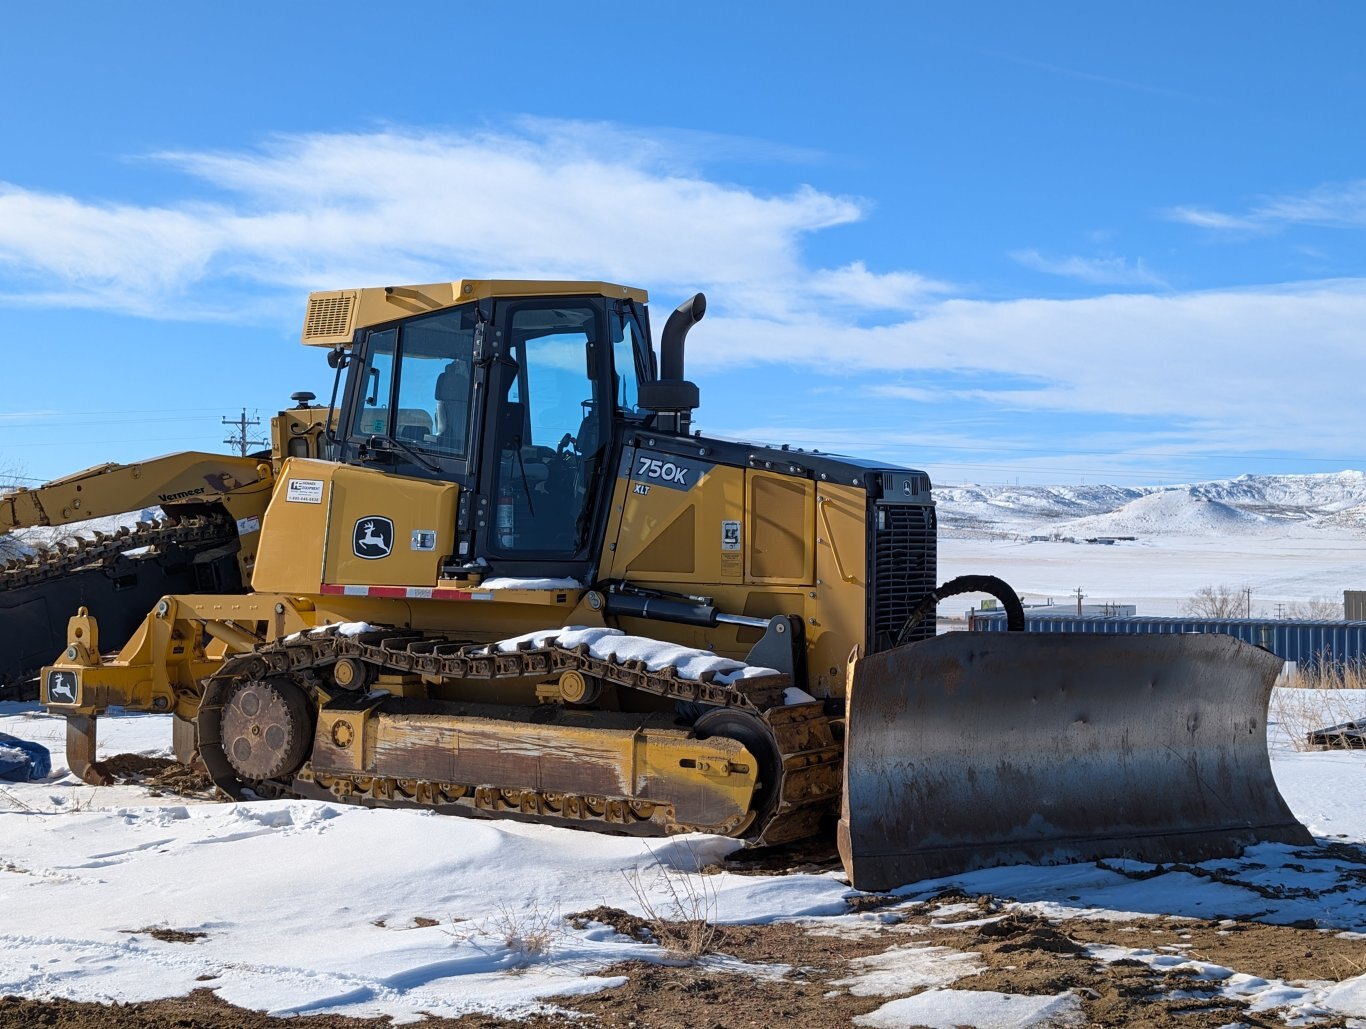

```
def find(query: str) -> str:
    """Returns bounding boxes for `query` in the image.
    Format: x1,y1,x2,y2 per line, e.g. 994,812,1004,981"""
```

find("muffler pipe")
659,293,706,380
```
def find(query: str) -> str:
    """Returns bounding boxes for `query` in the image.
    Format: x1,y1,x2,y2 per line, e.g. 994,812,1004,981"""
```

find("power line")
222,409,269,457
1,435,228,448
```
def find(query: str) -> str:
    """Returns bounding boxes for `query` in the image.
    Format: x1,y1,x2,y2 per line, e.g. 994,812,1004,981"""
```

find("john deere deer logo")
47,670,77,705
352,516,394,559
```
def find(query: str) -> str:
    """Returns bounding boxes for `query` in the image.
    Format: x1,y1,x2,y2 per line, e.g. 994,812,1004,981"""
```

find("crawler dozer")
15,280,1310,890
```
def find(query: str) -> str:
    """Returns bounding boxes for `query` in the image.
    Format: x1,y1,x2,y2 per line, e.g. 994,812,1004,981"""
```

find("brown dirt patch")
120,926,209,944
101,752,216,798
567,905,654,942
0,990,410,1028
1060,914,1366,983
4,890,1363,1028
550,959,885,1028
712,837,844,877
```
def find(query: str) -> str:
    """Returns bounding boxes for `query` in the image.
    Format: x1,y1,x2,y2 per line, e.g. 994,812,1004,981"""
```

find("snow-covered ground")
1,688,1363,1024
3,473,1366,1025
940,525,1366,617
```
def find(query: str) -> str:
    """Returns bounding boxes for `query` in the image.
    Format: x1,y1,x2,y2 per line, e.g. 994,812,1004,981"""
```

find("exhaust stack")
640,292,705,435
659,292,705,379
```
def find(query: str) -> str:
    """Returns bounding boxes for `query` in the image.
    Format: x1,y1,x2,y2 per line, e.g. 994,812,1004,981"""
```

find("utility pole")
1243,586,1253,619
1074,587,1085,616
222,409,267,457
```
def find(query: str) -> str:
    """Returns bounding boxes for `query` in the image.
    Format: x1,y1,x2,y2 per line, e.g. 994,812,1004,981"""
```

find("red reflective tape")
320,584,482,601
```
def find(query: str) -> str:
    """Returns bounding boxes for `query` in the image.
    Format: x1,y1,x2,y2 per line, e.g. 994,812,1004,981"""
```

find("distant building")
972,600,1136,619
969,611,1366,670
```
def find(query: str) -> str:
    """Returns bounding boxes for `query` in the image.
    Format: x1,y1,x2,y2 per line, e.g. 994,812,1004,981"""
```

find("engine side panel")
252,458,458,593
598,441,876,699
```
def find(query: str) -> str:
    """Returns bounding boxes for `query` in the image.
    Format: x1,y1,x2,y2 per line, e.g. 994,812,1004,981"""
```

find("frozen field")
0,694,1363,1026
940,525,1366,617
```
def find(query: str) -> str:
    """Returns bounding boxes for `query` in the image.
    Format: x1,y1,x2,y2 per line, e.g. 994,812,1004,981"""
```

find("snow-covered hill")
937,471,1366,537
1060,490,1275,537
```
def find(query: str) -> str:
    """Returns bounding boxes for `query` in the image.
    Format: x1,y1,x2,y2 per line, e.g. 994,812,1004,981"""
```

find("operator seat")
433,358,471,453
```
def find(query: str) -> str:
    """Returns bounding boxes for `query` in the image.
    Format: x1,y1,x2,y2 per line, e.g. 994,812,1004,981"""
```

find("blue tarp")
0,733,51,781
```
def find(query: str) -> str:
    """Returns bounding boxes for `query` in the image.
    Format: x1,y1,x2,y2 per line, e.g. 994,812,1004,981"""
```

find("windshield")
350,305,477,457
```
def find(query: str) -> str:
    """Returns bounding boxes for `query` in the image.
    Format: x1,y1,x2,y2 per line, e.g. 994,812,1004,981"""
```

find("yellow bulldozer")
2,279,1310,890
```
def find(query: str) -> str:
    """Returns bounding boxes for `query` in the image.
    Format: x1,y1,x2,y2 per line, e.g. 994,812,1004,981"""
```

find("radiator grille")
304,294,355,339
867,501,937,653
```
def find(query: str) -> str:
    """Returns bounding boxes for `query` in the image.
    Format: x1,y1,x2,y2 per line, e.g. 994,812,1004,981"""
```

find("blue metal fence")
968,612,1366,670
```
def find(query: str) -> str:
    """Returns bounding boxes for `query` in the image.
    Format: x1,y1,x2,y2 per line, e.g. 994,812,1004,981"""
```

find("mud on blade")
839,632,1312,891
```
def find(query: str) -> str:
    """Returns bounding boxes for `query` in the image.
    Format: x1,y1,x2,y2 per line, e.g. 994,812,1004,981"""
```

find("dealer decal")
286,478,325,504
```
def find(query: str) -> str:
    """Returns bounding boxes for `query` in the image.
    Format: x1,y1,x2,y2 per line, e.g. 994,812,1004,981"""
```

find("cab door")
479,297,613,569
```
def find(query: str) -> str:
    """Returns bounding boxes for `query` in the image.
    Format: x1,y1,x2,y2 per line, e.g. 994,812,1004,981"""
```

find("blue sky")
2,2,1364,488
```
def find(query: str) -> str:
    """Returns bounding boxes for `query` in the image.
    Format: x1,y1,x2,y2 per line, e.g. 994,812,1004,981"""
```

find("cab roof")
301,279,649,347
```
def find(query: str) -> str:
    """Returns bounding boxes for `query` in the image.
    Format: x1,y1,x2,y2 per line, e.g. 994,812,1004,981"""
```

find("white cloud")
0,186,222,307
0,124,869,319
1164,179,1366,233
1010,249,1168,287
1161,206,1265,232
2,122,1365,475
807,261,952,311
687,280,1366,467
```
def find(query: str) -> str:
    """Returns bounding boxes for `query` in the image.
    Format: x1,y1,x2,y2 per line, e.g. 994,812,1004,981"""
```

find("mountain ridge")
936,470,1366,537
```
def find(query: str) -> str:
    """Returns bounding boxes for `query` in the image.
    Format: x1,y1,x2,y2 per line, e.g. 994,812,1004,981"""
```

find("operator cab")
318,283,655,579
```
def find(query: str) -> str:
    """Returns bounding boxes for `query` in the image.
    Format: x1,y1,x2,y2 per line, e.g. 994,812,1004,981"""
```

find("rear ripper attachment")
197,626,844,843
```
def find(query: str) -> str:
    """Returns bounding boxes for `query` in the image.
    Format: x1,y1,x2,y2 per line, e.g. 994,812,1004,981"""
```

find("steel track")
198,625,843,845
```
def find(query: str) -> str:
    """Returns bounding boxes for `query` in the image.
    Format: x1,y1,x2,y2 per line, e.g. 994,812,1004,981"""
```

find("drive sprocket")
221,678,313,781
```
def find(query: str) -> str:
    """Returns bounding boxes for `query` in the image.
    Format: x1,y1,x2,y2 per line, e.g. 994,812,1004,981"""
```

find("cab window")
354,329,396,436
610,308,643,415
349,306,476,457
393,307,476,455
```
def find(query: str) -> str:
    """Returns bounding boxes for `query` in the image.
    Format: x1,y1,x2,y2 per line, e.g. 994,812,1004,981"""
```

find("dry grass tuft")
448,901,562,965
1272,662,1366,752
622,848,719,962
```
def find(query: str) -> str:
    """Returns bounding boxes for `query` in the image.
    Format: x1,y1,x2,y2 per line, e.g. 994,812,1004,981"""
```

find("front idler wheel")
220,678,313,782
692,707,783,839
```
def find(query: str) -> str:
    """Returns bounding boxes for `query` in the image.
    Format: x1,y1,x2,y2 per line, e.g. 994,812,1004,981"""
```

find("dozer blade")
838,632,1312,891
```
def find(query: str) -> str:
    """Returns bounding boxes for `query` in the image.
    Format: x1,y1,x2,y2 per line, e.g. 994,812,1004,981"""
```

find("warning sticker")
721,520,742,552
236,515,262,535
286,479,325,504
